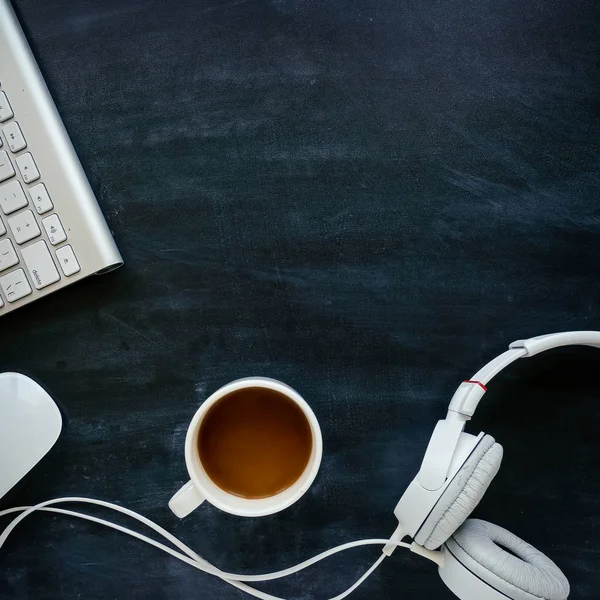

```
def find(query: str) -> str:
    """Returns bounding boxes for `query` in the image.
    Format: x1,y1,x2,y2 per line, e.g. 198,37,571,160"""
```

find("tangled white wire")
0,498,411,600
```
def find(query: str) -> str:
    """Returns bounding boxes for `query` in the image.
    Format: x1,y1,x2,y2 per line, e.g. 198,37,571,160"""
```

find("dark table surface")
1,0,600,598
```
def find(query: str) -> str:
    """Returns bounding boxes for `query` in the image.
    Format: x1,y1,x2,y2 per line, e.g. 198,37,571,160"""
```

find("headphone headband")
447,331,600,418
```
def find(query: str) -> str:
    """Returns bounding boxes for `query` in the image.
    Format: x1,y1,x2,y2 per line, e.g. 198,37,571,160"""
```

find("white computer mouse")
0,372,62,499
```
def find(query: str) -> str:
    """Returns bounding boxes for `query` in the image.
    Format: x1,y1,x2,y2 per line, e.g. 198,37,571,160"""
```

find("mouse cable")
0,498,411,600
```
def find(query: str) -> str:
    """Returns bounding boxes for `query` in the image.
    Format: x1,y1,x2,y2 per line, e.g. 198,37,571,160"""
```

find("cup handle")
169,480,206,518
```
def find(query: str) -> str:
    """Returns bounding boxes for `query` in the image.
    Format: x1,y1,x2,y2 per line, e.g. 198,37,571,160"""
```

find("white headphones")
384,330,600,600
2,331,596,600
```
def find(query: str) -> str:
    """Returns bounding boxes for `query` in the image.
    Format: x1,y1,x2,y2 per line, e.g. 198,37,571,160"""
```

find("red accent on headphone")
463,380,488,391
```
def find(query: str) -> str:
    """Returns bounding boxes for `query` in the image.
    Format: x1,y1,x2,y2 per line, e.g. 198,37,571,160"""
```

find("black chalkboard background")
1,0,599,598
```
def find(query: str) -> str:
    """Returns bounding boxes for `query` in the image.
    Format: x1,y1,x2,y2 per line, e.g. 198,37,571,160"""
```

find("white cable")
0,498,411,581
0,502,276,600
0,499,404,599
0,498,411,600
0,503,404,582
329,554,386,600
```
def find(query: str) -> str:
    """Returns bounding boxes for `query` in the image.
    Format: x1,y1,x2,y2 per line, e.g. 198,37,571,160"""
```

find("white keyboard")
0,0,122,315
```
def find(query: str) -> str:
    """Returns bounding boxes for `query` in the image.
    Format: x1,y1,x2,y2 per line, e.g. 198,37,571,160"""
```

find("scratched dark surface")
1,0,599,598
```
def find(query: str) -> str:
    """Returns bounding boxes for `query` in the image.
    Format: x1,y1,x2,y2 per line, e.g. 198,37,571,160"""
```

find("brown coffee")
198,387,313,499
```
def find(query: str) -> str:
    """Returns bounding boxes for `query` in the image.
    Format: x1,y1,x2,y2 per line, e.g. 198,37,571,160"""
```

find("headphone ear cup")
444,519,570,600
414,435,503,550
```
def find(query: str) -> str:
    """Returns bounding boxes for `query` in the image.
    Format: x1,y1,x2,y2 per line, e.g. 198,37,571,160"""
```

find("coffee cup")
169,377,322,518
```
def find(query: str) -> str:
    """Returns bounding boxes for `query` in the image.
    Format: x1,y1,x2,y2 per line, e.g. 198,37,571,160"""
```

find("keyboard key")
3,122,26,153
0,150,15,183
0,180,27,214
0,92,13,122
15,152,39,183
0,218,5,236
42,214,66,245
55,245,80,276
8,209,41,244
0,268,31,302
0,238,18,272
29,183,53,214
21,240,60,289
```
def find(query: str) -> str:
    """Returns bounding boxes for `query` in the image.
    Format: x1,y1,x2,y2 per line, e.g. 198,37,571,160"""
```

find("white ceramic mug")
169,377,323,518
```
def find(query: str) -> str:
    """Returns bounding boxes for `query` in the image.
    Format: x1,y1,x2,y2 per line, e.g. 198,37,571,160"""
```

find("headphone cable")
0,498,411,600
